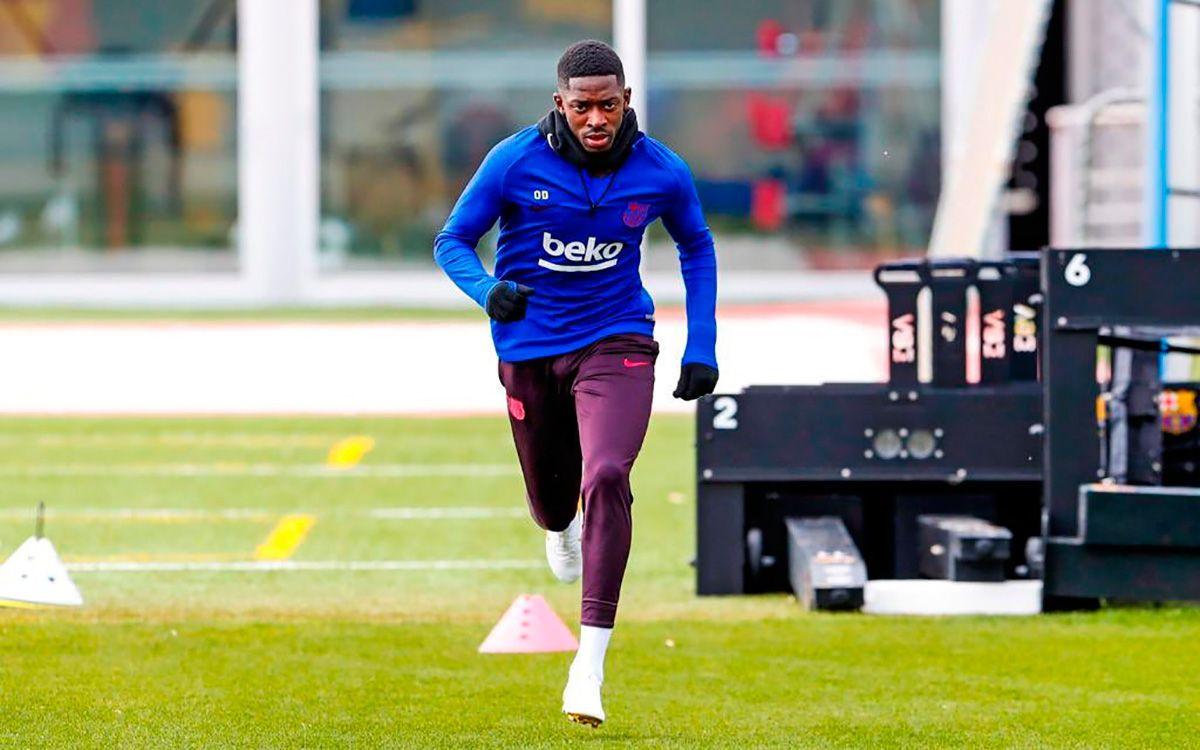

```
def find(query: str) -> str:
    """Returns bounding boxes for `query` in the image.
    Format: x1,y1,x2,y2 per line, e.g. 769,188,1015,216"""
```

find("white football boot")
562,671,604,727
545,511,582,583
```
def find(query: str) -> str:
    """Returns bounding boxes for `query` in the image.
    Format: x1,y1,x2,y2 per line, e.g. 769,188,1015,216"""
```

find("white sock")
570,625,613,682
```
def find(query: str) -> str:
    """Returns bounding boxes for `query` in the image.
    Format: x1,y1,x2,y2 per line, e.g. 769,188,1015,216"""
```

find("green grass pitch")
0,415,1197,748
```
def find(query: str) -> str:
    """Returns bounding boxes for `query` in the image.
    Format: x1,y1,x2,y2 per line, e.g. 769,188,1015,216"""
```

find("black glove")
673,363,719,401
485,281,535,323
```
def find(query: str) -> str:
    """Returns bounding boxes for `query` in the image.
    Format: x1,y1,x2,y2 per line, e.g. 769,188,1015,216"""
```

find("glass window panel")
319,0,611,272
0,0,237,273
645,0,940,271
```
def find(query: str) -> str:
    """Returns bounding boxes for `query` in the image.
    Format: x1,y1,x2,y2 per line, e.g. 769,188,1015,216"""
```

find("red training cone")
478,594,579,653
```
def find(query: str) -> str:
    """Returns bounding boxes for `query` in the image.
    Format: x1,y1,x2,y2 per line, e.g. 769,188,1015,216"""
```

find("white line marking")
66,559,542,572
0,463,519,478
369,507,526,519
0,433,337,447
0,508,273,521
0,506,528,521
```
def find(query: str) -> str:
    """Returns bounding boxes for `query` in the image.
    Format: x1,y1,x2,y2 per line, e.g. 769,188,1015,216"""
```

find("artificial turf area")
0,415,1197,748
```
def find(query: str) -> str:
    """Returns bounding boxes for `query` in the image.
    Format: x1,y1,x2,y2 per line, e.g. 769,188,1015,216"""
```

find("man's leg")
498,358,581,534
571,334,657,630
560,334,657,726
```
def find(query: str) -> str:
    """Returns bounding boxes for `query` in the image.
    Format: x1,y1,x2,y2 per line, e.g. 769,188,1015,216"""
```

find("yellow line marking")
253,514,316,561
0,599,46,609
326,435,375,469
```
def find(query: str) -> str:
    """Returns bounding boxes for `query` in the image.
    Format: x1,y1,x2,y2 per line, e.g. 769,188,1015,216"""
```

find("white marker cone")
0,504,83,608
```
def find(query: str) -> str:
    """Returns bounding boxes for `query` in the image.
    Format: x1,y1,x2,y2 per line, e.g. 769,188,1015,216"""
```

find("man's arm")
434,144,512,310
660,160,719,374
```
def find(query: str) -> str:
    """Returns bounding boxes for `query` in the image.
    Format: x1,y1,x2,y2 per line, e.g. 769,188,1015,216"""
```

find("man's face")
553,75,631,152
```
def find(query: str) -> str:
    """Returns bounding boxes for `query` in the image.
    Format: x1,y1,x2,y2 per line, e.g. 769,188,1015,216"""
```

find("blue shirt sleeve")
433,142,512,309
660,160,718,370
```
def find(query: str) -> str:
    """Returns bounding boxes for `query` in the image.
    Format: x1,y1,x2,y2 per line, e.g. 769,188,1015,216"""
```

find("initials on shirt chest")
518,182,658,231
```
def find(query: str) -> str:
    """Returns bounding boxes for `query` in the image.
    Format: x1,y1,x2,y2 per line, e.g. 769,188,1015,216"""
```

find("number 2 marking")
712,396,739,430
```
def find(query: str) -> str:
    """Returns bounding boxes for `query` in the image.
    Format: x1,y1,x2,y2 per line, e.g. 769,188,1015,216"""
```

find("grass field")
1,415,1198,748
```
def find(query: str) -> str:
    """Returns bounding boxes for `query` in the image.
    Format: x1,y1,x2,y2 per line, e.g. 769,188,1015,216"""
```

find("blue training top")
434,124,717,368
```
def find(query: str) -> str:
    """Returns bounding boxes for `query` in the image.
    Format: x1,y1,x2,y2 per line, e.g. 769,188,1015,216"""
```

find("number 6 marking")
1065,253,1090,287
712,396,739,430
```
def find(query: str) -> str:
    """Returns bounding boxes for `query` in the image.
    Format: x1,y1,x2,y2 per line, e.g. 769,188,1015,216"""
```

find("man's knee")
528,493,578,532
583,460,629,494
541,511,576,532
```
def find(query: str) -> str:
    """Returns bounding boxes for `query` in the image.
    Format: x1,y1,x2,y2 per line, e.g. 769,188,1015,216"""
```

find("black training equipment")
917,515,1012,582
785,516,866,611
695,248,1200,611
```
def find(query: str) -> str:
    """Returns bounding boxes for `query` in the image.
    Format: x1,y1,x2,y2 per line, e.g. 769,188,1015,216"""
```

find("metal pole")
238,0,319,303
614,0,647,131
1144,0,1170,248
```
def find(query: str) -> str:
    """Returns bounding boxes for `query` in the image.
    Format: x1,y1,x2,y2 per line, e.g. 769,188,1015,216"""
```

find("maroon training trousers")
498,333,658,628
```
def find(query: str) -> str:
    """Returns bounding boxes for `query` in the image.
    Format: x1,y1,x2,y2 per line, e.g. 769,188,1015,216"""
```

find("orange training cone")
478,594,579,653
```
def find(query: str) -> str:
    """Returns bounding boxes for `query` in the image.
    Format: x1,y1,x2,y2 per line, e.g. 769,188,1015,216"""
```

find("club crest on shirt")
1161,389,1197,435
623,201,650,227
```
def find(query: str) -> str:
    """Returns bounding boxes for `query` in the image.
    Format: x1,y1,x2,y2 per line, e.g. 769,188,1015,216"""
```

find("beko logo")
539,232,623,272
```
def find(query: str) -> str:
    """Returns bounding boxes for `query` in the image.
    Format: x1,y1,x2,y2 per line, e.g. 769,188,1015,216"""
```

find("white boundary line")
368,507,526,519
0,463,519,478
0,506,528,521
66,559,542,572
0,433,338,447
0,508,274,521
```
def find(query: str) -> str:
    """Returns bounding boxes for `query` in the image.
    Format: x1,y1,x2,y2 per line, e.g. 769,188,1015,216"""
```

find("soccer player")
434,40,718,726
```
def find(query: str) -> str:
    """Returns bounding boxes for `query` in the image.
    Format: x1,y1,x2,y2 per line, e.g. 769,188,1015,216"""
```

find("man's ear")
553,91,565,114
623,87,632,109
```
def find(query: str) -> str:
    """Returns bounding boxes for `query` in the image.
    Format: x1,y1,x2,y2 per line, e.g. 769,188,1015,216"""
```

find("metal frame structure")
1042,248,1200,600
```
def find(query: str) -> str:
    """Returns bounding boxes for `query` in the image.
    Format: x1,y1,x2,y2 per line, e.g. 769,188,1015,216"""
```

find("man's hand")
673,363,719,401
485,281,535,323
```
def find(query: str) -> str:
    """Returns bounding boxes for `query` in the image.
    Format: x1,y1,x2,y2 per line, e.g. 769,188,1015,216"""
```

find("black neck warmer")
537,108,640,174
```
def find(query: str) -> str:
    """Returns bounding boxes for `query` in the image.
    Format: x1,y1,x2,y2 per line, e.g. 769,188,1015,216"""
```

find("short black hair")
556,40,624,88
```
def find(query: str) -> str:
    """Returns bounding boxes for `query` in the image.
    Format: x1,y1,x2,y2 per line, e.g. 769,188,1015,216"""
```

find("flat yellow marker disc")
327,436,376,469
254,514,316,561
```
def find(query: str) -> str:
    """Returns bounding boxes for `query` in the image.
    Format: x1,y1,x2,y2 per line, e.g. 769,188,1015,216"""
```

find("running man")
434,40,718,726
